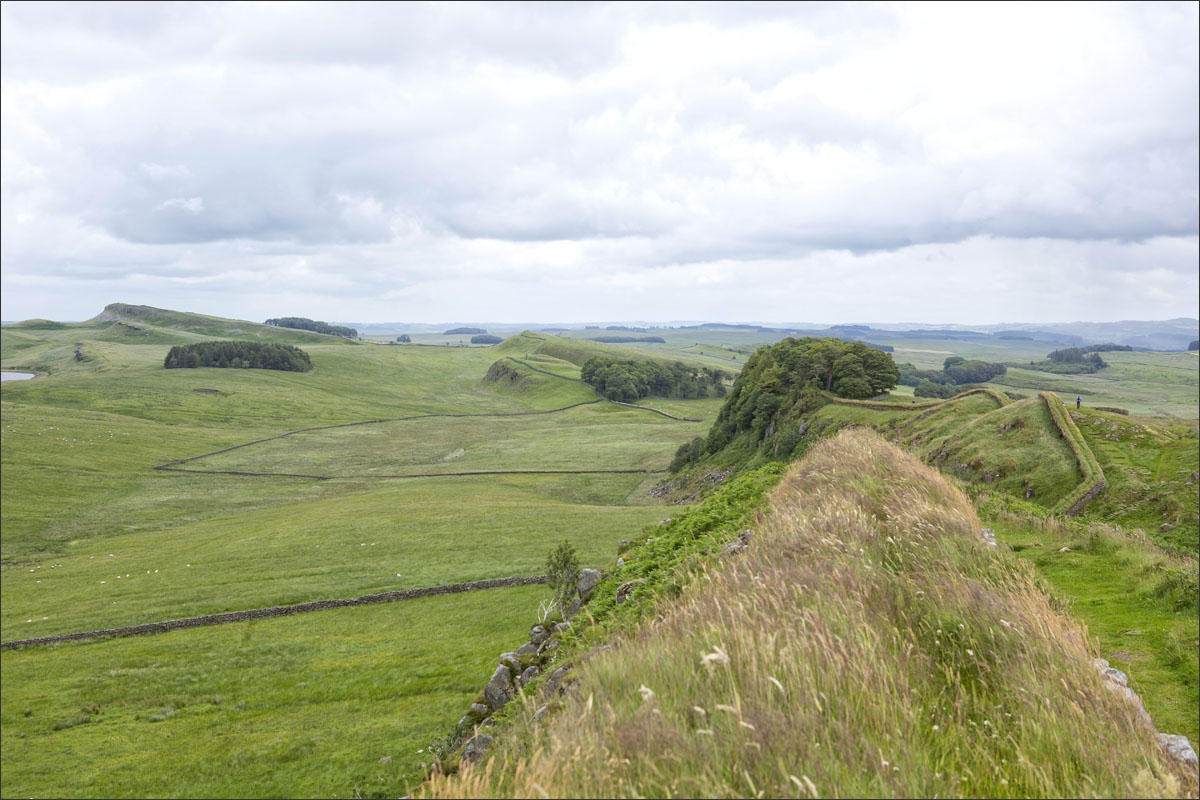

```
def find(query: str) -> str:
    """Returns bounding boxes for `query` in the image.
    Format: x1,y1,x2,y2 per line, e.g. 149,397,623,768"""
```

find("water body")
1,372,36,381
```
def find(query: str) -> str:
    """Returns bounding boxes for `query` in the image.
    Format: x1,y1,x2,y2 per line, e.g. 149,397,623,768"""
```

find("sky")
2,1,1198,325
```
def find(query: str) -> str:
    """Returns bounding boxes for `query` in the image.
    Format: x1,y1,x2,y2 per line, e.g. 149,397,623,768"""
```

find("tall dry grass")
426,429,1194,798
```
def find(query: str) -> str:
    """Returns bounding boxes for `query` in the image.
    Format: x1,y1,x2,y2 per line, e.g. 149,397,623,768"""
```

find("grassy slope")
428,430,1194,798
978,498,1199,746
1069,408,1199,554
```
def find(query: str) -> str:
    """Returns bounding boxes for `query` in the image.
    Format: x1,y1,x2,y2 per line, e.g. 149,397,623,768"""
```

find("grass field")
3,314,1196,797
1,323,713,797
1,586,546,799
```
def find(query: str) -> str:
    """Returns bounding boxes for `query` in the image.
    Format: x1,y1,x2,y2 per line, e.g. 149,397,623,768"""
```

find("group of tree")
264,317,357,338
586,336,667,344
164,341,312,372
395,334,411,343
471,334,503,344
1081,343,1133,353
701,338,901,453
1190,340,1199,351
898,355,1007,396
444,327,486,335
580,356,730,402
1023,346,1110,375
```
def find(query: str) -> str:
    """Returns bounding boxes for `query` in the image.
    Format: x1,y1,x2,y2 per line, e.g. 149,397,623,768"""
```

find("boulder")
1158,733,1198,765
616,579,645,604
519,665,541,686
542,666,572,699
484,665,516,711
499,652,522,674
460,734,493,765
537,639,560,657
567,596,582,618
577,569,602,601
533,704,550,725
469,702,489,717
516,641,539,656
529,625,550,646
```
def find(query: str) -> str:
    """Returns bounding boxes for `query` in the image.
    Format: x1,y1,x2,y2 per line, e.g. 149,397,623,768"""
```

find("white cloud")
1,1,1196,323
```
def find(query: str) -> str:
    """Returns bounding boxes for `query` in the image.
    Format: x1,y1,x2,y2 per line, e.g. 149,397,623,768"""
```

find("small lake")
1,372,36,381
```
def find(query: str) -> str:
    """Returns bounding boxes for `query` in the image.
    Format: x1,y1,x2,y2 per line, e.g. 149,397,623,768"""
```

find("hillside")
427,430,1196,797
89,303,358,344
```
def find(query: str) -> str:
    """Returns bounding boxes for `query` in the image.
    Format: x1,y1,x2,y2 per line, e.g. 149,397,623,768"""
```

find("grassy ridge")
428,430,1194,798
1040,392,1107,515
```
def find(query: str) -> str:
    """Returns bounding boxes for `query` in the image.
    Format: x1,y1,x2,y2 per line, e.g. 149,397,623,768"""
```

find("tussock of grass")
427,430,1194,798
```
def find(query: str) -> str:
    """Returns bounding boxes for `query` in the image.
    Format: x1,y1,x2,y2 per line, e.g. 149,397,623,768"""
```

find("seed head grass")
426,429,1195,798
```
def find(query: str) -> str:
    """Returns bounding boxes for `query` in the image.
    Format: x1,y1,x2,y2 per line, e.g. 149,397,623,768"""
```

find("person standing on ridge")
1076,396,1081,409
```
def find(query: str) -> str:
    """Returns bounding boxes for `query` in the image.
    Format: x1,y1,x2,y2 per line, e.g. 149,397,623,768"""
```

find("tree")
396,334,411,343
544,541,580,619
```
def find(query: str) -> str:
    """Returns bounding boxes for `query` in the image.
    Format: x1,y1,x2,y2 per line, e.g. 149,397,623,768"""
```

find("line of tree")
264,317,358,338
444,327,487,335
471,334,503,344
1081,343,1132,353
1190,340,1199,351
580,357,730,402
164,341,312,372
586,336,667,344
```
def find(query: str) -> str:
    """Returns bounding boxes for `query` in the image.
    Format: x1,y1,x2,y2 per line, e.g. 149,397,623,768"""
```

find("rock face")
483,665,517,711
577,569,602,602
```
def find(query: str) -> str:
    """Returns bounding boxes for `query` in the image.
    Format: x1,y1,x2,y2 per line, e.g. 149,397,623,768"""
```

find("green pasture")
0,585,546,799
0,473,667,639
191,402,706,478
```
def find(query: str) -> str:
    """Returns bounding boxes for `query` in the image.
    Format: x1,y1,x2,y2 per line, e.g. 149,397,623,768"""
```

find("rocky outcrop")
1092,657,1197,769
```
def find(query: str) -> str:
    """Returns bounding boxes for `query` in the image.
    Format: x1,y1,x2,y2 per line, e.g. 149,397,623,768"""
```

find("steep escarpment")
425,430,1196,798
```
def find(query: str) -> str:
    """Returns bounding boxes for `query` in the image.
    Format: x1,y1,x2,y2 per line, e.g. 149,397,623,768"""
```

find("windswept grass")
428,430,1194,798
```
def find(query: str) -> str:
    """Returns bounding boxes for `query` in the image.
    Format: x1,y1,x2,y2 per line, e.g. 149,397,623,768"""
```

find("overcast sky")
2,1,1197,324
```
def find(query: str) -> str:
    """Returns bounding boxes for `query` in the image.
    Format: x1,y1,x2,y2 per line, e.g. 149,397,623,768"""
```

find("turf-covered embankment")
427,430,1195,798
1041,392,1108,515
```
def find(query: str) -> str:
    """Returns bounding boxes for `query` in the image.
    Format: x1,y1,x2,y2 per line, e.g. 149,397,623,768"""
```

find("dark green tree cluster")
1082,343,1132,353
264,317,357,338
702,338,900,453
1190,340,1199,351
444,327,486,335
1022,347,1109,374
580,357,730,402
164,341,312,372
471,334,503,344
898,356,1006,395
395,334,411,343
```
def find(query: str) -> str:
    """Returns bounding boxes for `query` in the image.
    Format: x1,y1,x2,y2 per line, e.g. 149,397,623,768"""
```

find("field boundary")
1,576,548,650
1041,391,1108,516
821,387,1009,411
504,356,703,422
154,399,604,472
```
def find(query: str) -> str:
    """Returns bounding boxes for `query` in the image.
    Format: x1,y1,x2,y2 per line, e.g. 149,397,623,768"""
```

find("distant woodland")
164,341,313,372
264,317,358,338
444,327,487,335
